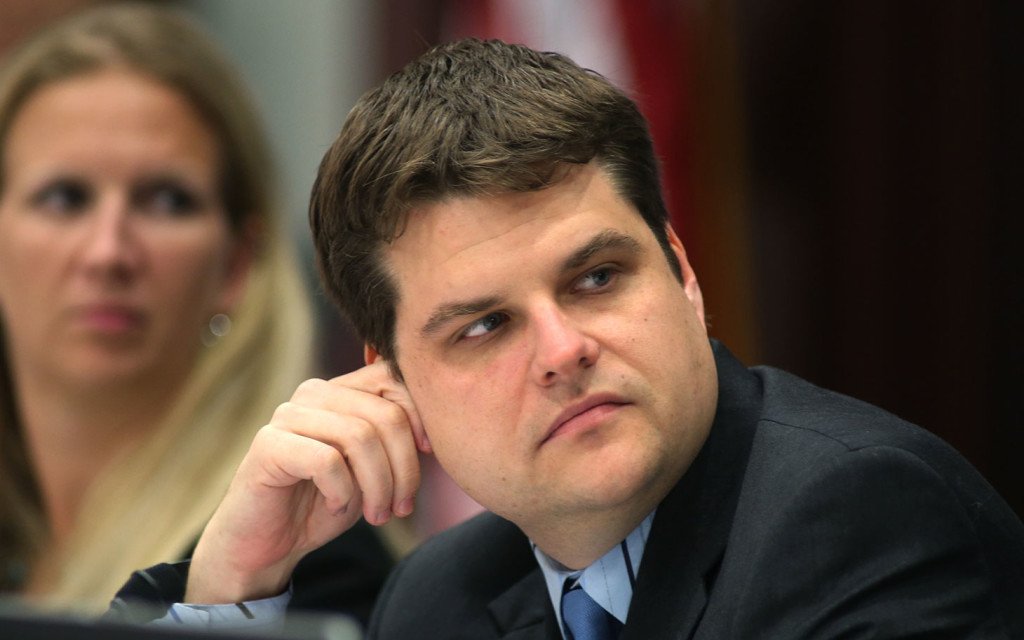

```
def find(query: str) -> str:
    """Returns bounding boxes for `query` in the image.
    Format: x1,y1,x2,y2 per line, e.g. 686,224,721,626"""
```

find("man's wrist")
184,565,291,605
185,543,298,605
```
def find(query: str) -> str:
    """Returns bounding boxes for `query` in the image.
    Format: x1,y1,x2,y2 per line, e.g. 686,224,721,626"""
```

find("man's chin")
556,447,667,513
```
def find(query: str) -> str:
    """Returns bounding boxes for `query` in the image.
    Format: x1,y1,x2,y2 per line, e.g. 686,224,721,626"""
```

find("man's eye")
31,179,91,214
462,312,507,339
575,267,615,292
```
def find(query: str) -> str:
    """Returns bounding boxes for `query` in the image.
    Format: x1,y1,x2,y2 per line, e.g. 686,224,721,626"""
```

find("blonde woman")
0,3,390,621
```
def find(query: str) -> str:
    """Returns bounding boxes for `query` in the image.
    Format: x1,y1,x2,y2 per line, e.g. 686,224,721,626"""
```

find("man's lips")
542,393,631,444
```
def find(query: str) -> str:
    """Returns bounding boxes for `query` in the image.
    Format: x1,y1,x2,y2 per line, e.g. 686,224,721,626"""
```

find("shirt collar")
532,510,656,633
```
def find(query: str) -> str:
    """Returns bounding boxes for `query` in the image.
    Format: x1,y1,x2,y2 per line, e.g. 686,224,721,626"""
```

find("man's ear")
665,223,706,327
364,344,407,387
364,344,379,365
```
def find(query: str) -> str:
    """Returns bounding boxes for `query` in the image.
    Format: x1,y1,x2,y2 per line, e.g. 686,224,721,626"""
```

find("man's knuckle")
253,423,278,444
313,444,344,473
270,401,298,423
380,403,409,430
342,418,376,448
293,377,327,400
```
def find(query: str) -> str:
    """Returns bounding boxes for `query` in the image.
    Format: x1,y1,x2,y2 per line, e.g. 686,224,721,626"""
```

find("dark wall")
737,0,1022,515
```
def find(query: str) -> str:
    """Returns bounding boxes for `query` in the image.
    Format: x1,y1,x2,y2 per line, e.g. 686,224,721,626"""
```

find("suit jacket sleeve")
104,520,392,630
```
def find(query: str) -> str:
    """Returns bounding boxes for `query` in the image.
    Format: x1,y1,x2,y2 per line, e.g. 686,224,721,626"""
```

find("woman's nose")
78,197,141,280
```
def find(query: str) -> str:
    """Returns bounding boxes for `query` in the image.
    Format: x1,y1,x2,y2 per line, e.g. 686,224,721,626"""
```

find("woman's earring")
201,313,232,346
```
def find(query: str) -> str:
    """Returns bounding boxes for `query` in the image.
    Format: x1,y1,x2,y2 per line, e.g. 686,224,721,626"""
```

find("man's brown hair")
310,38,680,368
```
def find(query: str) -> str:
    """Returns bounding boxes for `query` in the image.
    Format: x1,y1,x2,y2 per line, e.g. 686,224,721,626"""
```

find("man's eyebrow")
418,230,641,339
561,229,642,272
421,295,504,338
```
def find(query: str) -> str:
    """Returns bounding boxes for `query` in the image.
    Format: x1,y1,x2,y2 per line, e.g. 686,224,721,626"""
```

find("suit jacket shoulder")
646,344,1024,638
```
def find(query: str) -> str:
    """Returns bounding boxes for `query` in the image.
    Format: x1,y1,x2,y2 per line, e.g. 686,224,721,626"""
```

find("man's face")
388,163,718,542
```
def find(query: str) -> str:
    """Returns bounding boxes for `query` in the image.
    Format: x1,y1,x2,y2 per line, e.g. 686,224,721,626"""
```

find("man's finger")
262,404,400,526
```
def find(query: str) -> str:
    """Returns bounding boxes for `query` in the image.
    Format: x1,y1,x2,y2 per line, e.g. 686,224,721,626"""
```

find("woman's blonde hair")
0,3,313,611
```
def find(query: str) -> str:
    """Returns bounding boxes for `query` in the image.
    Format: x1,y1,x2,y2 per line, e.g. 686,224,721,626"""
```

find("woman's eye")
575,267,615,291
137,182,201,217
462,312,507,339
31,179,91,214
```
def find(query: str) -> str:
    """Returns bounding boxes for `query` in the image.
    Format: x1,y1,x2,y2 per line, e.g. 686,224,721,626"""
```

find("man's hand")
185,361,427,604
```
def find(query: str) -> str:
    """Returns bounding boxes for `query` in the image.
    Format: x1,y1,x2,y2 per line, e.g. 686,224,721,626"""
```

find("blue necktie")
561,584,623,640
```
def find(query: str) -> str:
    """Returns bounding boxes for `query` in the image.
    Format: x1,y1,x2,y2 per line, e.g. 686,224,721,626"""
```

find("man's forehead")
384,163,651,322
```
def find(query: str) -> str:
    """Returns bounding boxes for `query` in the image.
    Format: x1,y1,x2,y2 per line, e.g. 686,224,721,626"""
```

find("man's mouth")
542,393,631,444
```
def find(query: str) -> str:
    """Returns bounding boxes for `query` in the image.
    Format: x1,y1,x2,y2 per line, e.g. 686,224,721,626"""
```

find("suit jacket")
368,341,1024,639
106,519,392,629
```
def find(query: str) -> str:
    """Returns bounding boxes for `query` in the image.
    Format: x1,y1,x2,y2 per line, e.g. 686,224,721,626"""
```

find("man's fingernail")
397,497,415,517
377,510,392,525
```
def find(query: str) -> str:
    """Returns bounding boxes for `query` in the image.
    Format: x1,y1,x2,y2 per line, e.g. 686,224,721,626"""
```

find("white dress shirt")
532,510,656,637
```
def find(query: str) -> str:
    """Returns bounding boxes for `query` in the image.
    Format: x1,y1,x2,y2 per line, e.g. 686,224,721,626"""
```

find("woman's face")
0,70,249,391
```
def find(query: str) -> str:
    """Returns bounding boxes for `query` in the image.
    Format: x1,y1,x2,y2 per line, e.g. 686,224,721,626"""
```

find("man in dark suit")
114,39,1024,637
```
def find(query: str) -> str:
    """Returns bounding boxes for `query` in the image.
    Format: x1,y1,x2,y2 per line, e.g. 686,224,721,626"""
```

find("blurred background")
3,0,1020,530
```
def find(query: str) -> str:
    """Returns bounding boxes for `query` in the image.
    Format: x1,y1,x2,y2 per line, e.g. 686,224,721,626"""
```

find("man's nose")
530,304,600,386
79,197,141,278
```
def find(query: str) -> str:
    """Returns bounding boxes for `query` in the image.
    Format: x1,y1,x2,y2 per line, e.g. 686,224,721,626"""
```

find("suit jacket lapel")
487,566,561,640
623,341,762,640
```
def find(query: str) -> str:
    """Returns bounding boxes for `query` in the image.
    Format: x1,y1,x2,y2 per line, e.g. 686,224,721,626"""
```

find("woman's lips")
73,304,146,334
